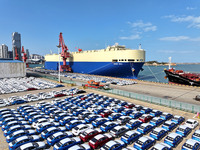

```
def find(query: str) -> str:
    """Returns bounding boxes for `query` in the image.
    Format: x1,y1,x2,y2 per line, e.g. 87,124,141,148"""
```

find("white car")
182,139,200,150
0,99,10,107
72,124,93,136
32,118,56,128
184,119,199,129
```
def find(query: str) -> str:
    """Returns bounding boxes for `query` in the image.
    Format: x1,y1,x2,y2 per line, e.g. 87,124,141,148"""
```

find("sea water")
138,64,200,83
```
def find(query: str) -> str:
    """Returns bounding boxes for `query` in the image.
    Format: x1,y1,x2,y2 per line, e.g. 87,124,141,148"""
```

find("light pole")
57,45,61,83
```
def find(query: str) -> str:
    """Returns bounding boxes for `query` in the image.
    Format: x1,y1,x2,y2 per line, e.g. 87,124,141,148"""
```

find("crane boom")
14,47,19,60
58,32,71,72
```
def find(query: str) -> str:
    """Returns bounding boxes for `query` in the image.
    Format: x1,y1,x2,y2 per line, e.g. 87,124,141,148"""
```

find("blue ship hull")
45,61,144,79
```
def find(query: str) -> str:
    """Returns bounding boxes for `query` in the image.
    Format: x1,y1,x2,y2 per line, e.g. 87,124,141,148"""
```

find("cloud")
119,20,156,40
164,15,200,29
158,50,195,54
159,36,200,41
119,34,141,40
159,36,189,41
128,20,157,32
186,7,197,10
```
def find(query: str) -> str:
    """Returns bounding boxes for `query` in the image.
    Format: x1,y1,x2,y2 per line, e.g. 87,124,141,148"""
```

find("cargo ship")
44,43,145,79
164,68,200,86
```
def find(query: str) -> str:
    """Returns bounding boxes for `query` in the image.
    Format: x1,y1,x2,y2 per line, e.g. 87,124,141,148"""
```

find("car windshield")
186,121,193,124
139,126,145,129
184,143,193,149
102,144,110,150
43,130,49,134
136,140,143,145
194,133,200,137
177,127,185,132
111,128,118,132
163,122,170,126
91,138,98,143
166,136,173,141
74,126,79,130
151,119,157,122
124,133,130,138
57,142,63,147
140,116,145,119
82,131,88,136
101,124,107,127
152,130,159,135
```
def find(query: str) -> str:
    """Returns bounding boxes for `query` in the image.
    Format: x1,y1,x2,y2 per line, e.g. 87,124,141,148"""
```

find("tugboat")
164,57,200,86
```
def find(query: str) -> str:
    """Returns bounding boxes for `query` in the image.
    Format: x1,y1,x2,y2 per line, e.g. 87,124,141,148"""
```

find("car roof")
165,121,173,124
195,130,200,134
153,143,168,149
114,126,124,130
16,136,28,142
138,136,148,142
185,139,199,146
52,132,63,137
168,133,180,138
178,125,188,130
186,119,196,123
95,134,104,140
76,124,86,128
60,138,71,144
106,140,116,146
125,130,140,136
154,127,166,132
20,143,33,149
140,123,151,127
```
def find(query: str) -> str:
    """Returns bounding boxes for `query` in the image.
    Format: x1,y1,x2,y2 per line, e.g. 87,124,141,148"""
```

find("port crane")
14,47,19,60
58,32,71,72
21,46,29,67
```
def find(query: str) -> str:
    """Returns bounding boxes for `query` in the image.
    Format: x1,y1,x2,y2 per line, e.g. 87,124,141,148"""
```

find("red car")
100,110,113,118
139,114,153,123
80,128,102,142
81,96,88,100
89,133,113,149
124,103,135,109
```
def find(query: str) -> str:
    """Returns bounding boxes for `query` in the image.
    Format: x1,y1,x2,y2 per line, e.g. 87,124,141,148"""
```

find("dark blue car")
162,121,177,131
130,111,142,119
150,127,168,140
53,137,81,150
41,127,61,139
92,118,108,127
126,119,142,130
59,116,78,126
85,115,101,123
113,106,125,113
150,117,165,127
160,112,173,121
150,109,162,117
175,125,192,137
65,120,85,130
171,115,185,124
121,130,142,144
121,109,133,116
164,133,183,148
192,130,200,142
140,107,152,114
108,113,122,121
137,123,155,135
47,131,73,146
134,136,156,150
100,121,118,132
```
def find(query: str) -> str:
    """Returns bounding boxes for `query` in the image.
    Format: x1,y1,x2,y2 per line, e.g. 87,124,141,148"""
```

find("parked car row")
28,68,137,86
0,88,86,107
0,91,199,150
0,77,63,95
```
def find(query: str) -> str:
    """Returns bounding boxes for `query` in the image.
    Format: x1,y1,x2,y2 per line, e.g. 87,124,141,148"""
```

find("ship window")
121,59,124,61
125,59,127,61
137,59,139,61
140,59,143,61
112,59,118,62
128,59,135,61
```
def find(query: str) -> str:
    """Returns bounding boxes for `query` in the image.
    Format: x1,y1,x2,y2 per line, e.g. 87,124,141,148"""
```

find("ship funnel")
139,44,142,50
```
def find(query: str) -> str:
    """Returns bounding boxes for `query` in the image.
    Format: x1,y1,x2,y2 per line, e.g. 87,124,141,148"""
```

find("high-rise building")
26,49,30,59
8,51,13,59
0,44,8,58
12,32,21,60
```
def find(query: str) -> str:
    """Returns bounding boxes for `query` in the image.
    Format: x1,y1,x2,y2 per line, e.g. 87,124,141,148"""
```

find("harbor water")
29,63,200,83
138,64,200,83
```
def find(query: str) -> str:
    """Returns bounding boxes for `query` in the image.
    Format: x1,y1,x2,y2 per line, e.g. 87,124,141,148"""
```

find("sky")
0,0,200,63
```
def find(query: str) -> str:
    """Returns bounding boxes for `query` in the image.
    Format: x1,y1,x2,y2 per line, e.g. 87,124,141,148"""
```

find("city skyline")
0,0,200,62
